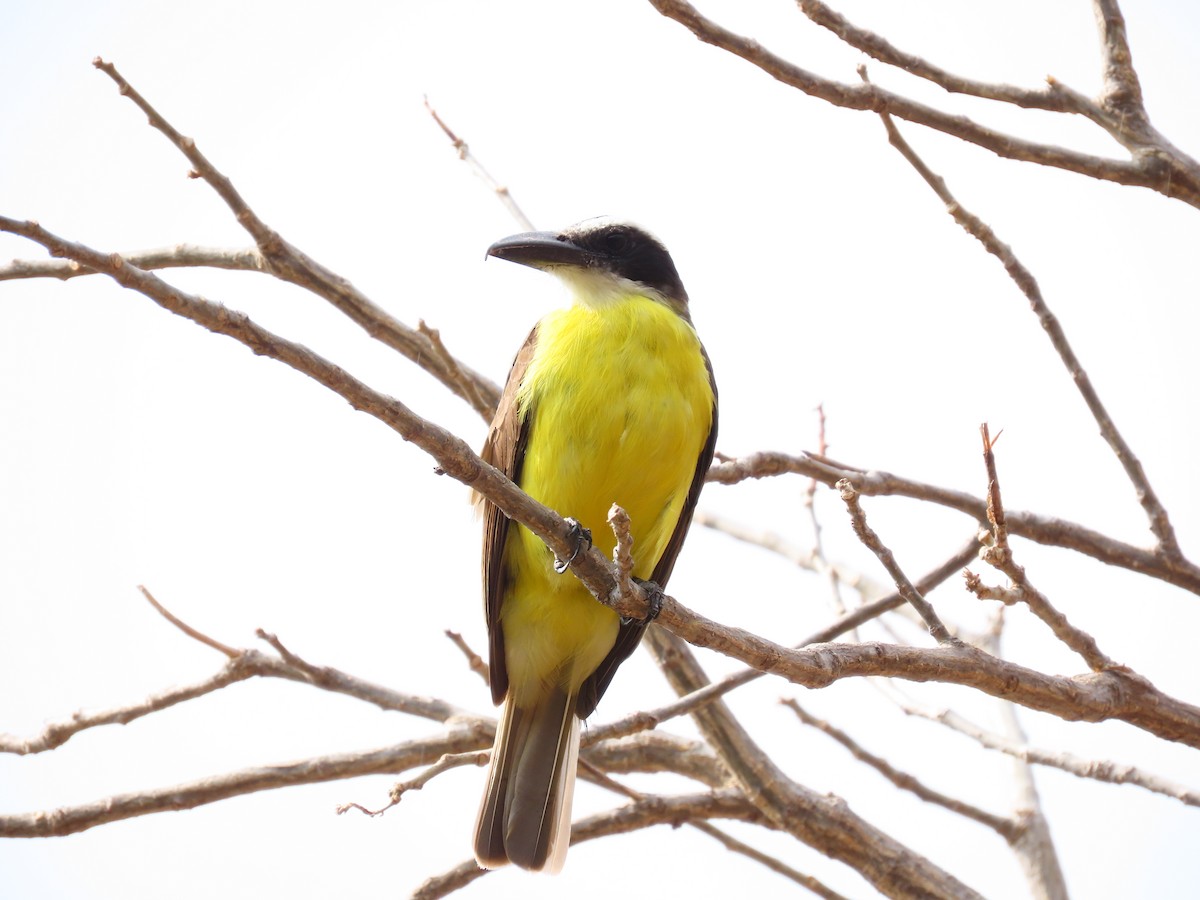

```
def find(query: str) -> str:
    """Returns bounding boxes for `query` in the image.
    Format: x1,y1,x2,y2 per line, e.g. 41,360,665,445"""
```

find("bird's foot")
622,577,665,624
553,517,593,574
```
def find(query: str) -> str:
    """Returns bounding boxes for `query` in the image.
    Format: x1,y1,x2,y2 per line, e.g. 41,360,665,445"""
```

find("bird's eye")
601,228,632,255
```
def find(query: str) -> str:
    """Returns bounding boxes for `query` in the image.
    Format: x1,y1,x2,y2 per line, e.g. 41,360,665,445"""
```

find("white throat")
551,266,668,309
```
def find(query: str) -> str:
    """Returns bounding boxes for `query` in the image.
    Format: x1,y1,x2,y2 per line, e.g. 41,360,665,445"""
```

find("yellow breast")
501,294,713,698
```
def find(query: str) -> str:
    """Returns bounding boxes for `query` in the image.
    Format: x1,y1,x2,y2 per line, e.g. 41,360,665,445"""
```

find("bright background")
2,2,1198,898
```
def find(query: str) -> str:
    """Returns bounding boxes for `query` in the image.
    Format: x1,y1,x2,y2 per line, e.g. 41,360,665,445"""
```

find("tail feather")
473,685,579,873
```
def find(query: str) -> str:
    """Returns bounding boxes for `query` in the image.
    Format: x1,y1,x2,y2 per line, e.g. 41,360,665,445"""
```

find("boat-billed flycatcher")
473,219,718,872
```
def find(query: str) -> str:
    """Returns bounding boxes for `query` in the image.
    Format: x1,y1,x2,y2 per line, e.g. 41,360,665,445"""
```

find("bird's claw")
553,517,593,574
622,577,665,624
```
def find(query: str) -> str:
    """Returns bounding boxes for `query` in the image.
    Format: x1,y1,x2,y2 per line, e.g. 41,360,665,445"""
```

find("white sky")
2,2,1198,898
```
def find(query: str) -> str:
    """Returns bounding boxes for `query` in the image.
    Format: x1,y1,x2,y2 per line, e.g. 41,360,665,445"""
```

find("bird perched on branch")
473,219,718,872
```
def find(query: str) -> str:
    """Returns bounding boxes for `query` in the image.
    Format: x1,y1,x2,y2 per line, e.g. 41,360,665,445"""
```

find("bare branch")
971,426,1118,672
608,503,637,600
643,628,985,900
783,699,1016,839
695,510,886,599
803,403,853,621
836,478,957,643
416,319,493,421
582,732,730,789
689,820,852,899
647,0,1200,207
1,731,489,837
666,616,1200,747
1091,0,1146,120
444,630,490,687
798,0,1090,114
0,621,472,757
139,585,238,657
411,789,766,899
338,750,489,818
0,654,259,755
4,207,1197,757
589,537,981,750
0,244,265,282
424,96,535,231
89,57,501,418
893,690,1200,808
997,700,1070,900
708,451,1200,595
856,67,1185,561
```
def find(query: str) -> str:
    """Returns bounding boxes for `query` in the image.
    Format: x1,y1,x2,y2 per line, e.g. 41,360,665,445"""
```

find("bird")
472,218,718,872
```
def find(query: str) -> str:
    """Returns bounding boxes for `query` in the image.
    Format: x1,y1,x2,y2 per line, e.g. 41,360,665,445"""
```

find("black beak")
486,231,594,269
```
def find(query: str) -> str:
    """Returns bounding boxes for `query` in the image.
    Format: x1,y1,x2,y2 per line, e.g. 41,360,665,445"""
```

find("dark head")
487,219,689,316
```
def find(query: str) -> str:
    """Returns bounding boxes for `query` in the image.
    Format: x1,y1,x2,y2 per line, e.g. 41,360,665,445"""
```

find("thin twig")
706,450,1200,596
608,503,637,600
0,245,266,282
835,478,957,644
647,0,1200,206
796,0,1124,144
1,732,491,837
689,820,852,899
588,537,982,748
337,750,488,818
996,695,1070,900
805,404,852,623
411,790,765,899
444,630,490,686
855,63,1184,562
89,57,501,418
972,425,1118,672
417,319,492,421
887,685,1200,808
694,510,884,599
0,656,259,755
783,699,1017,839
3,217,1196,748
569,758,802,899
642,627,986,900
424,96,535,231
139,585,238,657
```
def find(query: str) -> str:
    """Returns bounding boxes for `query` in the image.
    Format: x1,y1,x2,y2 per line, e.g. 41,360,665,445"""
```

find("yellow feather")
502,294,714,702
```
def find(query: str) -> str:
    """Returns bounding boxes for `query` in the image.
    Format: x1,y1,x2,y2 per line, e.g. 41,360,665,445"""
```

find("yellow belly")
502,295,714,703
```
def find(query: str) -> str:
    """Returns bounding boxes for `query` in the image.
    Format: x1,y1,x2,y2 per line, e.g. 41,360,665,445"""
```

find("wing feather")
479,325,539,706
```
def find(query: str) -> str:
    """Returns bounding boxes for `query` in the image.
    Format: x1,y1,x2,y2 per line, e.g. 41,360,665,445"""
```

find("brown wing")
577,344,718,719
479,325,539,706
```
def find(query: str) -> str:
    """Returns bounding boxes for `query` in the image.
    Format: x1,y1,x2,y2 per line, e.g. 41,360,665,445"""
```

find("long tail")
473,684,580,873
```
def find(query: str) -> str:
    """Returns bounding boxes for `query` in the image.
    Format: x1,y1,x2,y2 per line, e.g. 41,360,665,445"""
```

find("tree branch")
783,699,1017,839
892,688,1200,808
643,628,985,900
411,789,766,899
695,509,886,599
971,427,1118,672
424,96,535,232
0,604,472,756
647,0,1200,207
0,731,488,838
707,451,1200,595
997,697,1070,900
857,69,1185,561
89,57,501,418
797,0,1092,115
0,244,266,282
688,820,852,899
836,477,957,643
